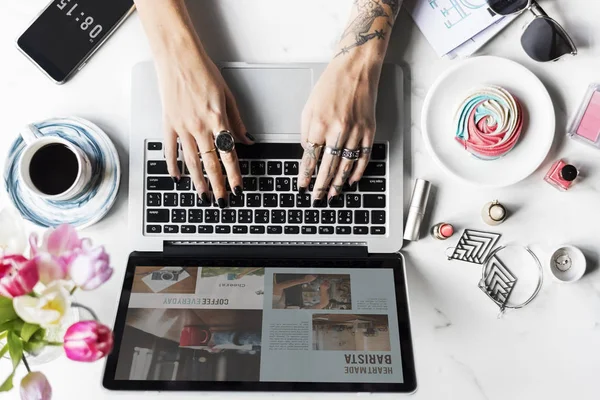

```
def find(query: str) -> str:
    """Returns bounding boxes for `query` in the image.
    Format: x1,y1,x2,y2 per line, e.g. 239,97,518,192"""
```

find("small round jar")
481,200,507,226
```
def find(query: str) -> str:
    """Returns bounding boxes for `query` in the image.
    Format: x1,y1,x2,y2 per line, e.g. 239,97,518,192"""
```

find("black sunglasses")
487,0,577,62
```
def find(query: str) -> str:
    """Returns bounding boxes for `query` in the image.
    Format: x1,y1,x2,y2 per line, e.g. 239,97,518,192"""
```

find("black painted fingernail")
201,192,210,204
172,176,180,184
218,198,227,209
299,186,306,194
312,199,322,208
328,196,338,206
245,132,256,142
234,186,243,196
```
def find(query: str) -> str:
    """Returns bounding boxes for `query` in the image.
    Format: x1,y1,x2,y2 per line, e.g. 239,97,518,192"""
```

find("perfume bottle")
544,160,578,191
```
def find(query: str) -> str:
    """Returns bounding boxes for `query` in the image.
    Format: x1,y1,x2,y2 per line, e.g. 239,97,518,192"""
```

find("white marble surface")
1,1,600,399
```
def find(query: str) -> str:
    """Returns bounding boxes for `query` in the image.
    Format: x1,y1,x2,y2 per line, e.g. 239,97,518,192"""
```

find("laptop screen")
110,265,407,385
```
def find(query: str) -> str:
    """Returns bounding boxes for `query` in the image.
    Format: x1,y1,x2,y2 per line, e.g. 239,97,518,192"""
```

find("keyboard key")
313,198,327,208
147,177,174,191
216,226,231,234
271,210,286,224
319,226,334,235
164,225,179,233
171,209,186,223
288,210,303,224
250,226,266,234
296,194,311,208
359,178,386,192
147,209,169,223
302,226,317,234
188,210,203,223
354,210,370,225
292,178,298,192
284,161,299,176
238,210,252,223
163,193,178,207
205,209,220,223
338,211,353,224
247,194,261,207
176,177,191,191
180,193,195,207
230,193,245,207
336,226,351,235
371,226,386,235
372,210,386,225
371,143,386,160
146,225,161,234
240,161,250,175
285,226,300,234
267,161,282,175
197,194,211,207
280,194,295,207
147,193,161,207
309,178,316,191
343,181,358,192
255,210,269,224
346,194,362,208
364,194,386,208
148,142,162,151
222,210,236,223
364,162,386,176
243,177,257,191
235,143,304,160
197,225,214,234
251,161,266,175
233,226,248,234
263,193,278,207
354,226,369,235
321,210,335,224
181,225,196,234
267,226,283,234
304,210,319,224
147,160,183,175
259,177,274,191
276,177,291,191
328,195,344,208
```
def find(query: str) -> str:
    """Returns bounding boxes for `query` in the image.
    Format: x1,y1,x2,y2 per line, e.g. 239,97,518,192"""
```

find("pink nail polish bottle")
544,160,578,191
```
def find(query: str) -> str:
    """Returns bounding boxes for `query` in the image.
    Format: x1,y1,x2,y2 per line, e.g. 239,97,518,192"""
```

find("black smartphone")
16,0,135,84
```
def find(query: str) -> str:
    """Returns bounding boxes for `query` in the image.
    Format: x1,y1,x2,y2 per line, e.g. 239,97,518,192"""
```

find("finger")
164,127,181,179
225,88,254,144
349,132,375,186
196,132,228,208
297,142,322,194
179,133,209,203
300,107,312,149
220,146,243,197
327,132,361,201
312,139,343,203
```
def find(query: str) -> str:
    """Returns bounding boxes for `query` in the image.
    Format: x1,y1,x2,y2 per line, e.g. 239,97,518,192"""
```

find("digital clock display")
18,0,134,82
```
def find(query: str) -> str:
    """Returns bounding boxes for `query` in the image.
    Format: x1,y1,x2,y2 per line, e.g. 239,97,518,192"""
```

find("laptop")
102,62,417,393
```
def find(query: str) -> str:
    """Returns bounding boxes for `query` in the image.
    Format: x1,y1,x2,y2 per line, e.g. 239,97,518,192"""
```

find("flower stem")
70,287,77,296
22,355,31,373
71,302,99,321
45,341,64,346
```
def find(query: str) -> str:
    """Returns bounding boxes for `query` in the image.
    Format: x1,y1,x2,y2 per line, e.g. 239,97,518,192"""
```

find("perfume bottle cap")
560,165,578,181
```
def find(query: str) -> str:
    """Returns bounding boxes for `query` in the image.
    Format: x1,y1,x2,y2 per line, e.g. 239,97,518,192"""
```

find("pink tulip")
20,371,52,400
30,224,85,285
68,245,113,290
0,255,39,298
64,320,114,362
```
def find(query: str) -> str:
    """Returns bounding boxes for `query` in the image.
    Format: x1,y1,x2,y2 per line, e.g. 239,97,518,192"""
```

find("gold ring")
200,148,217,155
306,140,324,149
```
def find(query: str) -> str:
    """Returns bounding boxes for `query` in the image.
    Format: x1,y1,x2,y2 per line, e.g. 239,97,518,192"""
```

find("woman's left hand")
298,59,382,205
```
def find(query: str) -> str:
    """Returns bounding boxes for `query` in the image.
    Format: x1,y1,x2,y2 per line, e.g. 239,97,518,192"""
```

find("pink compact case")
568,84,600,149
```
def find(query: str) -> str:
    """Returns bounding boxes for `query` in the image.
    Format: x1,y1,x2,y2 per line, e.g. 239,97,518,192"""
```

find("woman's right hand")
155,42,254,208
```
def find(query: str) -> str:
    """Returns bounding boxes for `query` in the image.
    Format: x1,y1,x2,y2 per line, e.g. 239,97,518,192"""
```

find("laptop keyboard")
144,141,388,237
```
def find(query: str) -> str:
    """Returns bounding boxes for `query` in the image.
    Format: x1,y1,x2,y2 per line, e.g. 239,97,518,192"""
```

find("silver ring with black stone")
214,130,236,153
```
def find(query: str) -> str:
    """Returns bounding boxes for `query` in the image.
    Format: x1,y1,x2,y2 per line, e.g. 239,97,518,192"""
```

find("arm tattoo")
335,0,399,57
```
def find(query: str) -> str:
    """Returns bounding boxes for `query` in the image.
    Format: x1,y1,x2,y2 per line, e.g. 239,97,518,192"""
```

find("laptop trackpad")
221,67,313,135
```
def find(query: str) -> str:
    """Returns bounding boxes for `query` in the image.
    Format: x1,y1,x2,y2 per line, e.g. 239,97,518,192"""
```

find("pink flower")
64,321,114,362
0,255,39,298
30,224,84,285
20,371,52,400
68,246,113,290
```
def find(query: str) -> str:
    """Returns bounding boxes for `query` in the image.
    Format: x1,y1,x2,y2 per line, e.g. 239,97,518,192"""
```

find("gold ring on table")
324,146,342,157
306,140,324,149
199,148,217,155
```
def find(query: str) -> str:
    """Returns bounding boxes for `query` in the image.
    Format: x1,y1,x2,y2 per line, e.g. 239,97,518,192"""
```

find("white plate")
422,56,555,187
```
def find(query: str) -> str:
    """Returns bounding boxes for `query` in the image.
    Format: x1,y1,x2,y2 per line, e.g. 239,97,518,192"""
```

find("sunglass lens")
521,17,576,62
487,0,529,15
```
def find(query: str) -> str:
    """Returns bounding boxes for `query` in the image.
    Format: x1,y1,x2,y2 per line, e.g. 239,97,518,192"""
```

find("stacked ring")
306,140,324,149
200,148,217,155
324,147,342,157
341,148,360,160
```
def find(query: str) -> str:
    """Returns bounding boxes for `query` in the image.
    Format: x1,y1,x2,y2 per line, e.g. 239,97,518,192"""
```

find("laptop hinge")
163,241,369,259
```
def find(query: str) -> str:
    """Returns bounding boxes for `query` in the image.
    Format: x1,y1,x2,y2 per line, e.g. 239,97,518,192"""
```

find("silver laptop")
128,62,404,254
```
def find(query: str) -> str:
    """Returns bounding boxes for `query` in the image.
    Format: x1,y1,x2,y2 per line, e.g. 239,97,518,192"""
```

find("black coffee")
29,143,79,195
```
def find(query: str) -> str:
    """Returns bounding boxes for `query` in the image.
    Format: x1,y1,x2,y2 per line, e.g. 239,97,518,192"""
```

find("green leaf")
31,328,46,342
0,297,17,324
7,331,23,370
0,343,8,359
0,319,24,336
23,339,46,357
0,372,14,392
0,331,6,341
20,323,40,342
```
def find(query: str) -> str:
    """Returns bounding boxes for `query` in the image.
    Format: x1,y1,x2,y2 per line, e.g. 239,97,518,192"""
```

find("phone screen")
17,0,134,83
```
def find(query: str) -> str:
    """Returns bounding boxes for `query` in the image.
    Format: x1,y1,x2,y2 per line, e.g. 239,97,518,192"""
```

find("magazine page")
114,265,404,384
